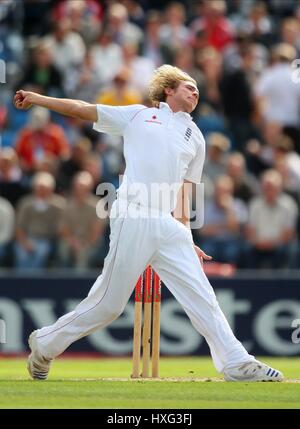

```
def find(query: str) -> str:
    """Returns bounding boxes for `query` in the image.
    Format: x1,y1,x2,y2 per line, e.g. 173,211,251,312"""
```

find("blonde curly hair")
148,65,197,106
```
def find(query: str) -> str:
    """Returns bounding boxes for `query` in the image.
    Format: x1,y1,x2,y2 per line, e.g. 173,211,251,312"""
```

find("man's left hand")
194,245,212,266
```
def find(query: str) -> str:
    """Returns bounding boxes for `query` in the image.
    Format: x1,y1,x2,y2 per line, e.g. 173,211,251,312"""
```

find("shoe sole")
224,375,284,382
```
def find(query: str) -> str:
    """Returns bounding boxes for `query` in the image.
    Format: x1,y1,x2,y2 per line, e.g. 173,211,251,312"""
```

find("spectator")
65,49,102,102
203,132,230,182
56,137,92,194
173,46,203,88
17,38,63,97
121,0,146,29
274,158,300,210
273,136,300,202
52,0,103,44
59,171,107,270
82,154,105,194
0,196,15,266
142,10,165,66
246,169,298,268
190,28,210,53
223,31,269,75
194,175,247,264
220,44,259,151
90,28,123,88
0,0,23,34
14,172,65,270
241,1,274,46
15,106,70,173
35,153,59,178
45,19,86,81
226,152,259,203
195,47,227,135
92,134,124,188
95,67,142,106
227,0,255,31
0,147,29,206
121,42,155,96
191,0,235,52
280,18,300,56
255,43,300,129
245,120,283,175
106,2,143,47
196,47,223,116
0,0,24,89
159,2,191,55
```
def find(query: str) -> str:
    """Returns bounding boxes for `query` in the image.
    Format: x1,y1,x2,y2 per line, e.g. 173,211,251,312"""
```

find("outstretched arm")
13,90,98,122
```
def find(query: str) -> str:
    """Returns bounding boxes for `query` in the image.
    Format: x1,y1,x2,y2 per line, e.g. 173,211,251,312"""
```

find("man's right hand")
14,90,37,110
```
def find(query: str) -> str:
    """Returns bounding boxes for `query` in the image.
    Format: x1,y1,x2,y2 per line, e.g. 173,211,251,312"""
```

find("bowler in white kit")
14,65,283,382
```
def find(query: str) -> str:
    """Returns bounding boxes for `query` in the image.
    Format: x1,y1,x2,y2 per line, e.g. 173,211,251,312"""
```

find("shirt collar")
159,102,192,121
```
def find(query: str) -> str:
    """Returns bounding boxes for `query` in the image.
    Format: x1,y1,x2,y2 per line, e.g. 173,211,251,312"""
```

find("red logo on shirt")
145,115,162,124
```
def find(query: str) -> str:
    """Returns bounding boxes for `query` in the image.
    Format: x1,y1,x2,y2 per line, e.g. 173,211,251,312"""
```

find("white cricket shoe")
27,330,52,380
224,360,284,382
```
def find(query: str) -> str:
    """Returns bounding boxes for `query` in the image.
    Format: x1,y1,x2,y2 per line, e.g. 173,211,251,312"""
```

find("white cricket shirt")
93,102,205,213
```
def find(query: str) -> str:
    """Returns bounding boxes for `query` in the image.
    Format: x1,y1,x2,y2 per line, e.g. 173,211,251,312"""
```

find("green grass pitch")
0,357,299,408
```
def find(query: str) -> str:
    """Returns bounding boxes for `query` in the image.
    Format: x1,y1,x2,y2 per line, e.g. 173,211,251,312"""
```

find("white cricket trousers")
36,201,254,372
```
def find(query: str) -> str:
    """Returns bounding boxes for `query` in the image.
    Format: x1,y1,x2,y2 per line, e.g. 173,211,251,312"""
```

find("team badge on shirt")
145,115,162,124
185,127,192,141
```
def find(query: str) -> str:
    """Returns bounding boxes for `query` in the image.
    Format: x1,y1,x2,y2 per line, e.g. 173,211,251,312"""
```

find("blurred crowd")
1,0,300,271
